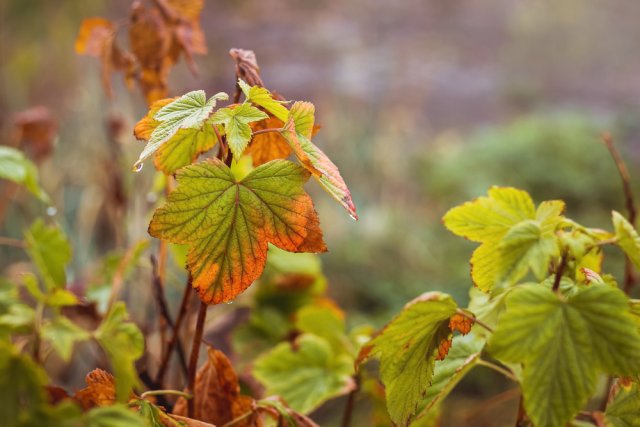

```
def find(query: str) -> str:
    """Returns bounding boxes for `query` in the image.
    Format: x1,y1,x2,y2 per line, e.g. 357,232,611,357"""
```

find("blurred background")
2,0,640,425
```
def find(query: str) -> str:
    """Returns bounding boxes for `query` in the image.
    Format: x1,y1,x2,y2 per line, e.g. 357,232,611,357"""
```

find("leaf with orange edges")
247,116,292,166
173,347,258,426
149,158,326,304
74,369,117,410
357,292,470,426
280,102,357,220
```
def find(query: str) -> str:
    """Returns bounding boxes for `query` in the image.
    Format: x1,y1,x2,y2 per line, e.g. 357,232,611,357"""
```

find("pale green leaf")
210,103,268,158
135,91,228,168
295,303,348,355
357,292,459,426
45,289,79,307
85,404,146,427
95,303,144,401
253,334,355,414
613,210,640,270
605,382,640,427
24,220,71,290
0,146,50,202
238,79,290,122
489,284,640,427
41,316,90,361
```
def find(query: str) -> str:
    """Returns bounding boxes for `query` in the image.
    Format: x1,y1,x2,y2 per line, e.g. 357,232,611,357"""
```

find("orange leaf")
173,348,260,426
247,116,292,166
74,369,117,410
449,313,474,335
133,97,176,141
149,159,326,304
75,18,114,56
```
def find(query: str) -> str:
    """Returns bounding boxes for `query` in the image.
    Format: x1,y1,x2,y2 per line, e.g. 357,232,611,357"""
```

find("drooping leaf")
210,103,269,159
95,303,144,401
604,382,640,427
173,348,257,426
247,116,292,166
281,103,357,219
612,210,640,270
149,159,326,304
0,146,50,202
41,316,90,361
134,91,228,170
24,219,71,290
356,292,462,426
253,334,355,414
238,79,289,122
489,284,640,427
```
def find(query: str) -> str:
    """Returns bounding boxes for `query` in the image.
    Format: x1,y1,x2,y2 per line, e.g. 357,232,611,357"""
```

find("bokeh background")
2,0,640,425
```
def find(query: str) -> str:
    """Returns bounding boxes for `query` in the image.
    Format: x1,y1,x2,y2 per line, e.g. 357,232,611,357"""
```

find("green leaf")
0,303,35,333
281,103,357,219
613,210,640,270
443,186,535,242
148,159,326,304
154,125,217,175
605,382,640,427
210,103,269,158
85,404,146,427
414,334,484,420
135,91,228,169
295,302,348,355
0,146,50,202
0,341,48,427
95,302,144,401
357,292,459,426
489,284,640,427
136,400,166,427
41,316,90,361
24,219,71,290
238,79,290,122
253,334,355,414
45,289,79,307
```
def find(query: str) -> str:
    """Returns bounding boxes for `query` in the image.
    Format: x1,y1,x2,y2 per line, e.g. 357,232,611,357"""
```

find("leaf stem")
0,236,26,248
251,127,283,137
455,308,494,333
187,301,208,418
155,275,192,386
552,250,569,293
340,376,360,427
221,410,253,427
476,359,518,382
141,389,192,400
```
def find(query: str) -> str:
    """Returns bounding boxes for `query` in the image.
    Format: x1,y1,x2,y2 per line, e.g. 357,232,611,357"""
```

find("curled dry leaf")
230,48,263,87
74,368,117,410
174,348,260,426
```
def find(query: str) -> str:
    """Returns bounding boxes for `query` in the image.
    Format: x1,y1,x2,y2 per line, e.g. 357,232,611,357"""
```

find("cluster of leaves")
75,0,207,102
358,186,640,427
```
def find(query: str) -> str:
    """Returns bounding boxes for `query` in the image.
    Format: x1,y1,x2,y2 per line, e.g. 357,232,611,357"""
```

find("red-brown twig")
187,301,208,418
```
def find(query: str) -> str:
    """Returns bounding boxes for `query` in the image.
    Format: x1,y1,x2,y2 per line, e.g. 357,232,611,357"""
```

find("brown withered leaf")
74,369,117,410
230,49,263,88
247,117,293,166
12,106,57,163
257,397,320,427
174,348,261,426
76,18,136,99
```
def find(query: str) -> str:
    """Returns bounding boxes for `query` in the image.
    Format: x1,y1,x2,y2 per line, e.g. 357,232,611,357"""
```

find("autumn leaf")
280,102,358,220
174,348,258,426
134,90,227,173
229,49,263,87
247,116,293,166
356,292,468,426
12,106,57,164
74,369,117,410
149,159,326,304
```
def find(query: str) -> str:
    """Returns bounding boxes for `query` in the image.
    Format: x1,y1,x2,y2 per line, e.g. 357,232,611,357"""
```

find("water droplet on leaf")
133,161,143,172
46,206,57,216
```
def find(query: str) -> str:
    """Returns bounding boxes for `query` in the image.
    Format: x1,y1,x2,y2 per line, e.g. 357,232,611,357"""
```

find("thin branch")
476,359,518,382
340,376,360,427
0,236,26,248
601,133,637,294
141,389,192,400
455,308,494,333
155,275,192,386
187,301,208,418
251,127,283,137
514,394,526,427
221,410,253,427
552,250,569,293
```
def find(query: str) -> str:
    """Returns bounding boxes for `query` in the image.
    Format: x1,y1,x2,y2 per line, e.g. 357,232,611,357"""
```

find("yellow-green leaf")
24,220,71,290
0,146,50,202
210,103,269,159
613,210,640,270
238,79,289,122
41,316,90,361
